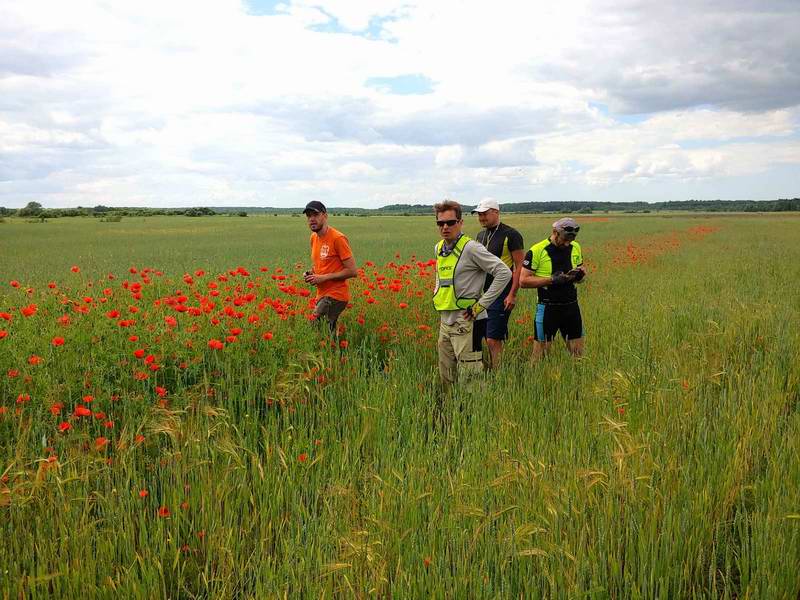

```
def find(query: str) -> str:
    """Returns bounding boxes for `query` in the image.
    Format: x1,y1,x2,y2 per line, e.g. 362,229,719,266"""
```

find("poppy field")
1,213,799,598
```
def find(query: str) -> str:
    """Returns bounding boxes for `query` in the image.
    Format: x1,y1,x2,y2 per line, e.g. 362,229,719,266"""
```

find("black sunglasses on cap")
560,226,580,233
436,219,459,227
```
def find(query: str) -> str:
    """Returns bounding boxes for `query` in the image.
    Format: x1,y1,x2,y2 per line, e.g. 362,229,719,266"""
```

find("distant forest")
2,198,799,219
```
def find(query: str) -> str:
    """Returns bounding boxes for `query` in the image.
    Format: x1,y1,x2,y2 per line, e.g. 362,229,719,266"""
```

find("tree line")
2,198,799,220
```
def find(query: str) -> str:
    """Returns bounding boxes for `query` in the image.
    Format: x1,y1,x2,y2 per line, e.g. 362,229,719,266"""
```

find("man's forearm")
519,272,553,289
509,266,522,296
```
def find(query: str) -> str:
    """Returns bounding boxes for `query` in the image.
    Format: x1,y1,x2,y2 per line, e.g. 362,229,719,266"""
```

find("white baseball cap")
471,198,500,214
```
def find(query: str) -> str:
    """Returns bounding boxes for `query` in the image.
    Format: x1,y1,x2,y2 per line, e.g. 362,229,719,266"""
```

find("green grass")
1,213,798,598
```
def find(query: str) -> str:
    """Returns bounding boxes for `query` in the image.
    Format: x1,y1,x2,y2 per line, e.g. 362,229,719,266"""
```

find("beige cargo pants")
438,317,484,385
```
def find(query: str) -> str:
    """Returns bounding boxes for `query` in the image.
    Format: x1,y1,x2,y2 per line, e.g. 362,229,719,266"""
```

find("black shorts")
474,307,511,340
534,302,583,342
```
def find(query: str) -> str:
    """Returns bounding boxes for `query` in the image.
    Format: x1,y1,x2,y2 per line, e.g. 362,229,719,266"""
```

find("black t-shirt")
475,222,524,290
522,241,578,304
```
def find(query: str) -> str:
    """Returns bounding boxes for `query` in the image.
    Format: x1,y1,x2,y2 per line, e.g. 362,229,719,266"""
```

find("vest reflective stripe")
433,235,477,311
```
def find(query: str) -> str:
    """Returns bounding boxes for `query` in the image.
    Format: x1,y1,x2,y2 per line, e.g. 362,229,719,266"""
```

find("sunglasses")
436,219,459,227
560,226,580,233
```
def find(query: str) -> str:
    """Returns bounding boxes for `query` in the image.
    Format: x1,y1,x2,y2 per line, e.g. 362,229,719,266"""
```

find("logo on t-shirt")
320,244,330,259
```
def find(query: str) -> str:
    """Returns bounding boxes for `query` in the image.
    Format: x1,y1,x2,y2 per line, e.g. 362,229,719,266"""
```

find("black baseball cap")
302,201,326,215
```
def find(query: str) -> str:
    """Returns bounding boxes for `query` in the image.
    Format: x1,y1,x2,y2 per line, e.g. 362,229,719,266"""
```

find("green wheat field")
1,213,798,598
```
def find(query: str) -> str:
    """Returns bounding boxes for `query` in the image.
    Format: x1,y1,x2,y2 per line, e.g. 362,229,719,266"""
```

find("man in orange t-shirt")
302,201,357,333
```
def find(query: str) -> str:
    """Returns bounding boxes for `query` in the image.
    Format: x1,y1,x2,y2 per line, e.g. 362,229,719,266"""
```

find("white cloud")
0,0,798,207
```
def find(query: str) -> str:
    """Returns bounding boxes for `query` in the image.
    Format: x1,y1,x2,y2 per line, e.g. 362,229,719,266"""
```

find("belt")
538,300,578,306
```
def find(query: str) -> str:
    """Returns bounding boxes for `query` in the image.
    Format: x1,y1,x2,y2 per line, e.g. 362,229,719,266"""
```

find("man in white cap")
519,217,587,360
471,198,525,369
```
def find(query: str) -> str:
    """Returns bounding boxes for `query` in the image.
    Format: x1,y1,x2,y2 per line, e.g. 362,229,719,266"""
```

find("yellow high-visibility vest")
433,235,477,311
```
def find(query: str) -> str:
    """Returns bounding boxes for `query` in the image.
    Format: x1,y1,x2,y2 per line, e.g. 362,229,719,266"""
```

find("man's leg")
438,322,457,386
565,338,584,357
451,318,484,381
486,338,503,369
531,302,554,362
324,299,348,335
563,303,584,357
531,340,552,361
485,307,510,369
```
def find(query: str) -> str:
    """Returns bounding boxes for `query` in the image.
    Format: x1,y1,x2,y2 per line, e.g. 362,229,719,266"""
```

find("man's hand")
304,271,326,286
463,303,485,321
503,293,517,312
550,272,574,286
568,267,586,282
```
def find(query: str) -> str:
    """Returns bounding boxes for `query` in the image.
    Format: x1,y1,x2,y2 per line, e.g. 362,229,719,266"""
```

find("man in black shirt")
471,198,525,368
519,217,586,360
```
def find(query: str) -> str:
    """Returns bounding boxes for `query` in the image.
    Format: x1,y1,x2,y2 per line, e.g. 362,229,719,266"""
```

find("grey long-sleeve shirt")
434,236,512,325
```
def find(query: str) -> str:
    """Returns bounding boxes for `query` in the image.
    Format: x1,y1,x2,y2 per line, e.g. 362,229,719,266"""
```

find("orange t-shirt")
310,227,353,302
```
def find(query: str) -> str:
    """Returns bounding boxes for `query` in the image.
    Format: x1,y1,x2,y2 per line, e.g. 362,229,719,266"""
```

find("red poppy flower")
49,403,63,415
262,332,273,341
17,393,31,404
28,355,42,365
51,336,65,346
133,349,146,359
298,453,308,463
0,330,7,340
58,421,71,433
139,489,149,498
95,436,109,450
21,304,37,317
74,405,92,417
82,395,94,403
48,282,57,289
70,266,80,273
158,506,170,518
339,340,348,349
135,434,145,444
398,303,408,309
10,280,20,288
208,339,224,350
0,312,11,321
155,386,167,398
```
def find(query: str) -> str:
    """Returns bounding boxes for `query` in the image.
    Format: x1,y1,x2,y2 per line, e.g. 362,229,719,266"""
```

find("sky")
1,0,799,209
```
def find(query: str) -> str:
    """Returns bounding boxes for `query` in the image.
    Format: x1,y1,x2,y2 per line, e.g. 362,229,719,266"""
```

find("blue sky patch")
589,101,652,125
365,74,435,95
245,0,285,15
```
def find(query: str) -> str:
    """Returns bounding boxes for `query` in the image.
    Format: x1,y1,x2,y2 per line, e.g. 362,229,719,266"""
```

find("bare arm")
519,268,553,289
504,249,525,310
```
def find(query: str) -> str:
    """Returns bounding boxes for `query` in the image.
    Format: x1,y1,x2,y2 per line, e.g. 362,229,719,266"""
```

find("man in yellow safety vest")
432,199,512,385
